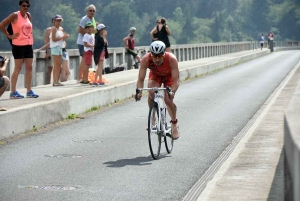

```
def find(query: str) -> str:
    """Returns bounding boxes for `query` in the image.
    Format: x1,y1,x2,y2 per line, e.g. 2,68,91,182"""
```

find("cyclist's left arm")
169,53,179,94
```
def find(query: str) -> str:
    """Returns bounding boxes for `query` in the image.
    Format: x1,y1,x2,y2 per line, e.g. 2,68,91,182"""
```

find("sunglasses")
89,10,95,12
21,4,30,8
151,53,164,59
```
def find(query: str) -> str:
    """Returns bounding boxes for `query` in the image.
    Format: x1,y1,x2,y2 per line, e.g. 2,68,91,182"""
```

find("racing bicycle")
136,87,174,160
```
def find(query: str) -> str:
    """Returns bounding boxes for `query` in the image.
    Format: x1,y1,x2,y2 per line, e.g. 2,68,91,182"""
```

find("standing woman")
0,0,38,98
150,17,171,52
50,15,69,86
93,24,108,87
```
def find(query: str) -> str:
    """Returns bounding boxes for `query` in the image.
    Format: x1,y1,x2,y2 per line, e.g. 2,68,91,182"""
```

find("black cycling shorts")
12,45,33,59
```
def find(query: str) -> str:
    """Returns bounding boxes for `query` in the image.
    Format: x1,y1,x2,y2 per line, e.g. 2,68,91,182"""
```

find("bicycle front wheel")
148,103,161,160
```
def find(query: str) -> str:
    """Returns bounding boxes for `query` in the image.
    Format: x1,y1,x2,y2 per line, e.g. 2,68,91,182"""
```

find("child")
93,24,109,87
81,22,95,84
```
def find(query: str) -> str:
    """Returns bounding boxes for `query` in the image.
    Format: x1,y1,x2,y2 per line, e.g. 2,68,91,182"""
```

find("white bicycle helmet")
129,27,136,31
150,41,166,54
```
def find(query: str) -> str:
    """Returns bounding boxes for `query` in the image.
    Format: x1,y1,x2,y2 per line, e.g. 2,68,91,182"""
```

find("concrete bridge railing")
0,41,299,89
284,60,300,201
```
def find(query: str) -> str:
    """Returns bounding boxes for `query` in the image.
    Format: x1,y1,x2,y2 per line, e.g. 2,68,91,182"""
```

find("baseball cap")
54,15,63,21
97,24,107,31
85,22,93,27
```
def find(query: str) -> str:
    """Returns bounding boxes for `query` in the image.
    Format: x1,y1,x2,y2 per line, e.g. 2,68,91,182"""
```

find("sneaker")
26,90,39,98
98,82,108,87
10,91,24,99
91,82,99,87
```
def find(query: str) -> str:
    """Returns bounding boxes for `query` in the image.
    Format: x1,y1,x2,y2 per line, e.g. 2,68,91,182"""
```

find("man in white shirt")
76,4,97,84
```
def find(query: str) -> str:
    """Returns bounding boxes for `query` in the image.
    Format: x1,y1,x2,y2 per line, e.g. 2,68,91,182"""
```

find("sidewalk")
0,49,269,140
195,52,300,200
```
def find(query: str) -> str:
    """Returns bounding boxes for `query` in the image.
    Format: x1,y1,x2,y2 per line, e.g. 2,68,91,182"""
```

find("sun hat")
54,14,63,21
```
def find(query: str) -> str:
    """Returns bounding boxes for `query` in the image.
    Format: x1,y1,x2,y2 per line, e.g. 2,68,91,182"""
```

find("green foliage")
0,0,299,51
86,106,100,113
67,113,76,119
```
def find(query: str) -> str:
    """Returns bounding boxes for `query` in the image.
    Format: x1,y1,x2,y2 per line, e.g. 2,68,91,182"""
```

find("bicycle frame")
138,87,172,136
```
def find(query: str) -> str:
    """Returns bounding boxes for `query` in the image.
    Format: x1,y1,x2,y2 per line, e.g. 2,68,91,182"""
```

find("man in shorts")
76,4,97,83
0,56,10,111
135,41,180,139
123,27,141,69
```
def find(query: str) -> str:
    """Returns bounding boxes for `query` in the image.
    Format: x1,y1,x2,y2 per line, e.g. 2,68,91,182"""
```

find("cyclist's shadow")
103,154,171,168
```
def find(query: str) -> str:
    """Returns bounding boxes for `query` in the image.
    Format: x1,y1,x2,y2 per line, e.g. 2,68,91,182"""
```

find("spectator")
269,31,274,41
0,56,10,111
93,24,109,87
37,17,55,84
150,17,171,52
123,27,141,69
259,34,264,50
76,4,97,84
267,31,274,49
0,0,38,98
82,22,95,85
152,19,160,42
60,41,70,82
50,14,69,86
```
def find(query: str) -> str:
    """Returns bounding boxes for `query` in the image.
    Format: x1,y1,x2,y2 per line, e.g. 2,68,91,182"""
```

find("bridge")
0,42,299,200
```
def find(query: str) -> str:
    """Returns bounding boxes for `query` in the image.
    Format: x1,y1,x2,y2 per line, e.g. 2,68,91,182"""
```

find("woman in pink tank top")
0,0,38,99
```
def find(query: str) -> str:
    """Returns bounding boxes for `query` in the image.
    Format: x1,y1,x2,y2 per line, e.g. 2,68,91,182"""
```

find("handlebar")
135,87,172,101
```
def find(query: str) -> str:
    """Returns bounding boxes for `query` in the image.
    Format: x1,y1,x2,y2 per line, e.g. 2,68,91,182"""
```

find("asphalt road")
1,51,300,201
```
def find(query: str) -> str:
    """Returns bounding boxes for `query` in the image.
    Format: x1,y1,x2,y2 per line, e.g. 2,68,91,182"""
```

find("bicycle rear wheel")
148,103,161,160
164,108,174,153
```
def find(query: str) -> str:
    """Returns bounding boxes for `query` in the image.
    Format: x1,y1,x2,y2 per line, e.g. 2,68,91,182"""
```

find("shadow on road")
103,154,171,168
267,149,284,201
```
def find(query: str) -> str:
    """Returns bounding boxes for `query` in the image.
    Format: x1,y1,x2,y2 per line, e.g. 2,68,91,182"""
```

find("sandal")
53,82,64,86
0,107,7,111
80,80,90,84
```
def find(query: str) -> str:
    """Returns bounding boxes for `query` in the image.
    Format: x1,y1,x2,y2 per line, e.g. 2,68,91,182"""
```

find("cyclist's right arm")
135,54,149,100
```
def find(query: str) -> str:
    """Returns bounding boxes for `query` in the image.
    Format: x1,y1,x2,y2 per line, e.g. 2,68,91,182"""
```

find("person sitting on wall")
0,56,10,111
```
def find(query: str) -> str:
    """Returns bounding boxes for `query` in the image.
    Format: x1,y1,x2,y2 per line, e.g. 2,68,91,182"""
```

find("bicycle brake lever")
166,87,171,99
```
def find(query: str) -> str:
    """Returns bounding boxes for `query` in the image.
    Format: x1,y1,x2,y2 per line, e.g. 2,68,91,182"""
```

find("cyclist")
135,41,180,140
123,27,141,69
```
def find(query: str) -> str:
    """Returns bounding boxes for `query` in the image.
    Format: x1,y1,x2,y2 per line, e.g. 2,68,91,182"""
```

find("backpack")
258,36,263,41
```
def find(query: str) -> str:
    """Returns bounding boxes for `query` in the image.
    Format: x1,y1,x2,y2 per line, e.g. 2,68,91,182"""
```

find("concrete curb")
1,50,270,140
284,60,300,201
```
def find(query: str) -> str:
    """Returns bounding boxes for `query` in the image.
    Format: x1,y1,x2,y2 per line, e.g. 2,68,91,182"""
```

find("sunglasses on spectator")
21,4,30,8
89,10,95,12
151,53,164,59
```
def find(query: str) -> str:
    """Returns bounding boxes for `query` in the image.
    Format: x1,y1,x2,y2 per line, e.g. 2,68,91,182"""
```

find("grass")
86,106,100,113
67,113,76,119
25,125,39,133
